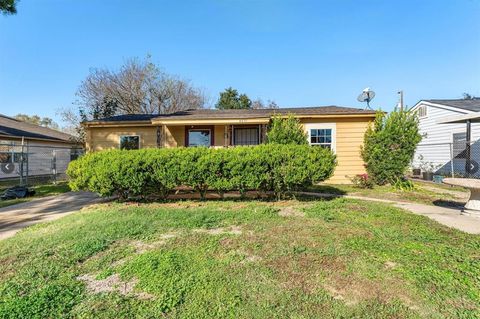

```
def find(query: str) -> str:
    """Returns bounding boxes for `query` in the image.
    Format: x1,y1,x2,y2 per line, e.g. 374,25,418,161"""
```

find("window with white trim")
309,129,332,149
120,135,140,150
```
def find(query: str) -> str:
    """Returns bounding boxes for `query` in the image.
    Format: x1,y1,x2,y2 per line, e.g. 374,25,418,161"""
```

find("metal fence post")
449,143,454,178
52,150,57,184
25,143,29,186
20,139,24,186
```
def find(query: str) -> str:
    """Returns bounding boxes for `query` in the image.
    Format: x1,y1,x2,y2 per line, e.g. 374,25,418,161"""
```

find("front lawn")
0,198,479,318
0,182,71,209
309,180,468,206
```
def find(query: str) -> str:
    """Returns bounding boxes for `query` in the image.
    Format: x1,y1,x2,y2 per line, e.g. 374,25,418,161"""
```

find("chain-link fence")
0,141,83,187
412,141,480,179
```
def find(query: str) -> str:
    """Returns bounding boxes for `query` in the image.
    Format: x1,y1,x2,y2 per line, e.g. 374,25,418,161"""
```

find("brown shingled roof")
0,114,76,143
152,106,375,121
84,106,376,125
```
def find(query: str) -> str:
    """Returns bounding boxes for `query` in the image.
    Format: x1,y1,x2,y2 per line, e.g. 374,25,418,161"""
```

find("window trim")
304,123,336,153
119,135,140,150
232,125,261,146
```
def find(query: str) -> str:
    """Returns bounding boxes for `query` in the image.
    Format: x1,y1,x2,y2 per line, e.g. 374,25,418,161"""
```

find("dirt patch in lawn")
278,206,304,217
77,274,153,300
323,272,423,313
131,233,178,253
193,225,242,235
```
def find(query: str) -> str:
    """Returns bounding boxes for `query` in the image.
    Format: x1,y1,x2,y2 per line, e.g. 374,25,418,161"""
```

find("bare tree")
251,98,279,109
74,57,206,116
59,57,207,140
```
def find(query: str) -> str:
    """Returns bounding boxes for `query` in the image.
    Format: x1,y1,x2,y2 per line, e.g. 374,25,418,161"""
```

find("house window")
70,148,82,161
452,132,467,158
0,152,12,163
188,129,211,147
233,127,259,145
120,136,140,150
0,152,26,163
417,105,427,118
310,129,332,149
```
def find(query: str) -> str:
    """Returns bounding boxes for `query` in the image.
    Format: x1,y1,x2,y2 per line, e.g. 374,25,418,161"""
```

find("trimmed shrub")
266,114,308,145
67,145,336,200
361,109,421,185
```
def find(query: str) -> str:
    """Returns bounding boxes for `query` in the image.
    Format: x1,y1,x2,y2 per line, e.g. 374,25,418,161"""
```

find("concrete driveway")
0,192,104,240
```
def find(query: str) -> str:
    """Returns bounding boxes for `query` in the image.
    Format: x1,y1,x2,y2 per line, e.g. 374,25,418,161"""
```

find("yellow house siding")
164,126,185,147
214,126,225,147
301,117,371,184
87,126,157,151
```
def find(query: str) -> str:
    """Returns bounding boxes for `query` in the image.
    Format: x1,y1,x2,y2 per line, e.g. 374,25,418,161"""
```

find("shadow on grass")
120,188,343,204
302,184,348,195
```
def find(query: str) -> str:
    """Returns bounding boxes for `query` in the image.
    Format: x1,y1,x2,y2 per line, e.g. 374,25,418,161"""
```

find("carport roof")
437,113,480,124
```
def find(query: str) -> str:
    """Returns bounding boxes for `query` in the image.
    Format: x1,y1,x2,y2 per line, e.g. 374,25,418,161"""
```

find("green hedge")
67,145,336,200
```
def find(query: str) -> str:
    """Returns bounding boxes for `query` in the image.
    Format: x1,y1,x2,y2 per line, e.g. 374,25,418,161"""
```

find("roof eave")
151,112,376,125
82,120,155,127
0,134,80,144
410,100,475,114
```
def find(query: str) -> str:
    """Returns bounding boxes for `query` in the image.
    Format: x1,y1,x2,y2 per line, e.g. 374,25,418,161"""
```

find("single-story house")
83,106,377,183
410,98,480,177
0,114,81,180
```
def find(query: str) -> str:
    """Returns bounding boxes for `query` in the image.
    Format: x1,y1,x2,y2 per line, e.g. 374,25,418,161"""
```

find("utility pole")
397,90,404,111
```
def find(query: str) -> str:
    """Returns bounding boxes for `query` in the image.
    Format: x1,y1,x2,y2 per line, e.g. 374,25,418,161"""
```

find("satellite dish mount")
357,87,375,110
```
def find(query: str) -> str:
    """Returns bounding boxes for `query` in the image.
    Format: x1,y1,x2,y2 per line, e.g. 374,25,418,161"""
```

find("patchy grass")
0,199,479,318
0,182,70,208
308,180,468,206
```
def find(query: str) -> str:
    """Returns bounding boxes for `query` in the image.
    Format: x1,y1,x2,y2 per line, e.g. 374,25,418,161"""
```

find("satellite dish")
357,87,375,110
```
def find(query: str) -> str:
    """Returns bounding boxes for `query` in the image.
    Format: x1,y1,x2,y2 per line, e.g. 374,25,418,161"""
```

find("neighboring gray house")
410,98,480,177
0,114,81,181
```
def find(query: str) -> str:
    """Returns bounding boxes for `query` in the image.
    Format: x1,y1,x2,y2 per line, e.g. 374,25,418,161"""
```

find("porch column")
224,125,229,147
224,125,233,147
260,124,267,143
156,126,162,148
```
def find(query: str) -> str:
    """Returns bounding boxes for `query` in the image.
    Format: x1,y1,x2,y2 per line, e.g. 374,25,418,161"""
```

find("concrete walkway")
0,192,103,240
298,191,480,235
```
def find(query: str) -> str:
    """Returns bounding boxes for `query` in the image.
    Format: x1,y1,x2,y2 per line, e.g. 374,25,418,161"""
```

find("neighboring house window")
188,129,211,147
310,129,332,149
70,148,82,161
0,152,25,163
417,105,427,118
233,127,259,145
120,136,140,150
0,152,12,163
452,132,467,158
